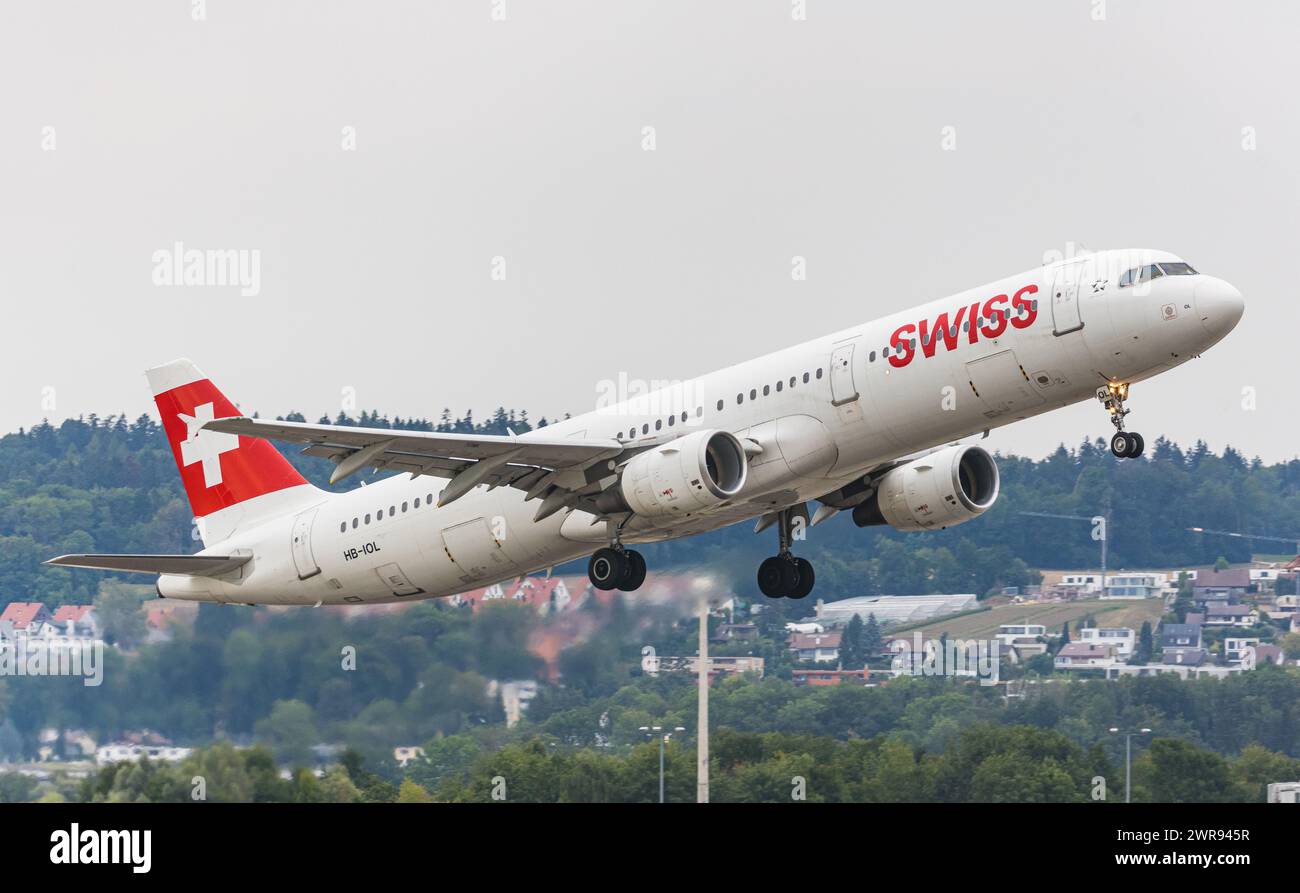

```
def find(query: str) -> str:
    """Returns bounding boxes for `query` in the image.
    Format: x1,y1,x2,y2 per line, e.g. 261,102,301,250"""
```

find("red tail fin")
146,359,308,518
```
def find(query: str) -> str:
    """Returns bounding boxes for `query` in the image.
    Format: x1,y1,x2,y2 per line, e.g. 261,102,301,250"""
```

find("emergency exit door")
290,508,321,580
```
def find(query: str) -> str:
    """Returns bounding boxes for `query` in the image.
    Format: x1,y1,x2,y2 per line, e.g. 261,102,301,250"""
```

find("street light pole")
640,725,685,803
1109,727,1152,803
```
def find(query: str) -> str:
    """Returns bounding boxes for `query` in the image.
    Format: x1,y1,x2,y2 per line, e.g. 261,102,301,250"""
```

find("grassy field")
893,597,1166,639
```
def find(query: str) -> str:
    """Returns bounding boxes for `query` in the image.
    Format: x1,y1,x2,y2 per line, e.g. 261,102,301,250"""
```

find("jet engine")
595,429,748,518
852,444,999,531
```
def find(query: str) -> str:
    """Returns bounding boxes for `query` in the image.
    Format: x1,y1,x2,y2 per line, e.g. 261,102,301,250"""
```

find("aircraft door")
290,508,321,580
828,339,862,424
1049,261,1085,335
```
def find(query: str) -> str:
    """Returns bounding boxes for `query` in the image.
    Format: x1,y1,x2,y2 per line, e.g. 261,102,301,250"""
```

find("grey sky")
2,1,1296,462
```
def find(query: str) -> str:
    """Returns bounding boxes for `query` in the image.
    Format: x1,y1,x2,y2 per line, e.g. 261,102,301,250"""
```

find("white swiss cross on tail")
177,402,239,488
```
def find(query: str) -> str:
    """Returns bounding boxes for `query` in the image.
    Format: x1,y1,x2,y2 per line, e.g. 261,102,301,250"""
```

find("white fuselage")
159,248,1243,605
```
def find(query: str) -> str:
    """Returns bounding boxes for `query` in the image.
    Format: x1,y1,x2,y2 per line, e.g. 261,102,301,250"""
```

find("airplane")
47,248,1244,604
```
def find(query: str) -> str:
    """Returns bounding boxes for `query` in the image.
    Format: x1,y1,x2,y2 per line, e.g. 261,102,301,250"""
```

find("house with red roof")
50,605,99,638
0,602,54,638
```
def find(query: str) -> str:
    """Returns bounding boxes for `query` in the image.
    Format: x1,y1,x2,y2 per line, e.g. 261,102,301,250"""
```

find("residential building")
792,668,870,687
0,602,54,638
1102,573,1166,600
1163,648,1209,667
50,606,99,638
1192,567,1252,601
1224,637,1261,664
1160,622,1203,653
996,623,1047,646
1203,603,1257,627
712,623,758,644
1054,642,1116,670
645,655,765,682
1077,626,1136,659
393,746,425,767
788,631,842,663
1242,644,1286,669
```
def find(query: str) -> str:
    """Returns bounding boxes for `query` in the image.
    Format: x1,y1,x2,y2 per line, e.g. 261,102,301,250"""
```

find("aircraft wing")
203,416,630,520
45,553,252,576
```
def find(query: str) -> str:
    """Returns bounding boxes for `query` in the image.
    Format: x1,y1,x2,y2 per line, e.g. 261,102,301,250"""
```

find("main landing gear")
757,506,815,600
587,520,646,592
1098,383,1144,459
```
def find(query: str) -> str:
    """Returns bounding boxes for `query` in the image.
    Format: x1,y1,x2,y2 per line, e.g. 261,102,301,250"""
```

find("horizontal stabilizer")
44,553,251,577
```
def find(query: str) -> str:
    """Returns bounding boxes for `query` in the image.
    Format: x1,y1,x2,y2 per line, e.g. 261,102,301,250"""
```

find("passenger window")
717,399,724,411
763,385,770,396
749,388,757,400
352,518,358,529
816,368,823,379
427,494,433,504
667,415,675,427
402,502,408,512
683,411,689,422
655,419,662,430
802,372,810,383
642,423,650,434
389,505,395,516
789,376,796,388
776,381,783,392
869,350,876,362
364,513,371,524
736,393,743,405
339,522,346,533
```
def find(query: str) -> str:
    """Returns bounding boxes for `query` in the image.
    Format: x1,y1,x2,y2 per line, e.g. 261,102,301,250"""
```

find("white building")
95,743,193,765
1059,573,1103,594
814,594,978,627
1224,637,1261,664
1077,627,1136,659
996,624,1047,646
1102,573,1166,599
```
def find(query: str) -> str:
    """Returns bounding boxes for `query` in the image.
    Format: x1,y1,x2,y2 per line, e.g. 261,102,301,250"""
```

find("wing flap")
45,554,252,577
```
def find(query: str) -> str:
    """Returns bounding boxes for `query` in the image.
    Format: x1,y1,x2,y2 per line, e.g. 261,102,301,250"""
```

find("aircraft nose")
1194,277,1245,340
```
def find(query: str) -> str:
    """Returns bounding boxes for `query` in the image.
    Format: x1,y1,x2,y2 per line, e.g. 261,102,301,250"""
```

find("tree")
862,614,883,659
1059,621,1070,645
1134,738,1239,803
93,581,149,648
397,778,435,802
253,700,318,767
1135,622,1154,664
1214,556,1230,571
840,615,864,669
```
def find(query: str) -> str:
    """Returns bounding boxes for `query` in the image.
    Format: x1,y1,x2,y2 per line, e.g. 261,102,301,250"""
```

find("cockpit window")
1119,261,1198,287
1118,264,1170,287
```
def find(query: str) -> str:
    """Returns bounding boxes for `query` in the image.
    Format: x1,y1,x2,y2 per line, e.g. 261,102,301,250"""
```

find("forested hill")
1,410,1297,606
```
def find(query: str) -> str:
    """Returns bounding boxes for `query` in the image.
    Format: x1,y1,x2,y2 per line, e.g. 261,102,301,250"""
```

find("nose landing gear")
1098,383,1144,459
756,506,815,599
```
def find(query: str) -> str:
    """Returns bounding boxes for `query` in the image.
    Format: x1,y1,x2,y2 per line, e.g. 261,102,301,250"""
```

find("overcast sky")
2,0,1296,462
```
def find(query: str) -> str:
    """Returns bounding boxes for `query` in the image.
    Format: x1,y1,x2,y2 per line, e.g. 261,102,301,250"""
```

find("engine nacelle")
852,444,999,531
596,429,748,518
